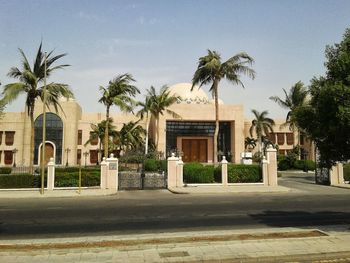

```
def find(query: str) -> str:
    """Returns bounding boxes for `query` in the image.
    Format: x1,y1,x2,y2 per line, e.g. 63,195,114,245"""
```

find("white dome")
168,83,209,104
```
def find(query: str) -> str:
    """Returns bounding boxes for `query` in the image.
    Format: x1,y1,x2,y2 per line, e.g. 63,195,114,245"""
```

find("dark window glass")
286,133,294,145
5,131,15,146
77,130,82,145
4,150,13,165
77,149,82,165
277,133,285,145
0,131,3,145
268,133,276,144
90,150,98,164
300,133,305,145
34,113,63,165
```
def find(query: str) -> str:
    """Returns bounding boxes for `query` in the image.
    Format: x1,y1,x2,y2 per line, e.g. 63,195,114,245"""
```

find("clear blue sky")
1,0,349,118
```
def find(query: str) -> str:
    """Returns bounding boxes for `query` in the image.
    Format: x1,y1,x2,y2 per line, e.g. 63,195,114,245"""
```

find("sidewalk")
1,227,350,262
0,188,118,198
169,184,292,194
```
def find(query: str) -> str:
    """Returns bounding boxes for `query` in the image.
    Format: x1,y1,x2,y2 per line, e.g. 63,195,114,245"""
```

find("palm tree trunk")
156,116,160,153
104,106,110,159
258,136,262,155
29,106,35,172
213,79,219,163
145,114,150,155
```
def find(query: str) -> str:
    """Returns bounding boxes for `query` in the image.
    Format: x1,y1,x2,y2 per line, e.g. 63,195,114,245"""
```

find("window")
77,149,82,165
34,113,63,165
89,132,98,145
5,131,15,146
300,133,305,145
90,150,98,164
0,151,2,163
277,133,285,145
4,150,13,165
268,133,276,144
0,131,3,145
286,133,294,145
77,130,82,145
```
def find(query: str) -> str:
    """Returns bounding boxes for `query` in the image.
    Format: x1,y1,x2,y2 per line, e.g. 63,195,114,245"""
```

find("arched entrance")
34,113,63,165
38,142,55,166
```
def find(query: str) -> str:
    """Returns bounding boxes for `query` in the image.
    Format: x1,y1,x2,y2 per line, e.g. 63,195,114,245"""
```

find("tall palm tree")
244,137,257,152
192,50,255,163
146,86,180,152
269,81,308,146
1,43,73,168
136,95,152,155
84,118,117,163
249,109,275,154
0,82,5,120
99,73,139,158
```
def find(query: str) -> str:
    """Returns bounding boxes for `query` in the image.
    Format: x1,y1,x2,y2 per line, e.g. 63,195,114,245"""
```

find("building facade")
0,83,314,167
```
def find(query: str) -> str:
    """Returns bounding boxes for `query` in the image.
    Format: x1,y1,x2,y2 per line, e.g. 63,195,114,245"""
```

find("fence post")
262,157,268,186
167,153,179,188
330,162,344,185
176,156,184,187
47,157,55,191
221,156,228,186
100,157,108,189
106,154,118,190
266,146,278,186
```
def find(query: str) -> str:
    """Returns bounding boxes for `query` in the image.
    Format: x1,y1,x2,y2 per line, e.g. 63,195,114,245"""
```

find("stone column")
106,154,118,190
221,156,228,186
266,146,278,186
167,153,179,188
47,157,55,191
176,156,184,187
262,157,268,186
100,157,108,189
330,162,344,185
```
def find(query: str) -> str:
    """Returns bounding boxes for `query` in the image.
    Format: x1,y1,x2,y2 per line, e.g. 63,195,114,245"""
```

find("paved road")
0,172,349,240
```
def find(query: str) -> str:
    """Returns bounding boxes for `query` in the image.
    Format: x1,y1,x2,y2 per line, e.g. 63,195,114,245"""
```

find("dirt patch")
0,230,326,251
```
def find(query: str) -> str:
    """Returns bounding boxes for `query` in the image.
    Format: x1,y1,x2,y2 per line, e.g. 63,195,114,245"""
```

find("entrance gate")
118,171,167,190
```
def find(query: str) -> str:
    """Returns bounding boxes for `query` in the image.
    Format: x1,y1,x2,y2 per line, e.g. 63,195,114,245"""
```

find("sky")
0,0,349,119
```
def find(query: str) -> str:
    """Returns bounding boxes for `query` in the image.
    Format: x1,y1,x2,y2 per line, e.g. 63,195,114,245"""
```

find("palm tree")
116,121,146,153
244,137,257,152
269,81,308,146
192,50,255,163
249,110,275,154
99,74,139,159
1,43,73,168
0,82,5,120
136,95,152,155
146,86,180,152
84,118,118,163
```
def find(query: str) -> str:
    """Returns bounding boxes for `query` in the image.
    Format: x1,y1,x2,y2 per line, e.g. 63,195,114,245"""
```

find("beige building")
0,83,313,167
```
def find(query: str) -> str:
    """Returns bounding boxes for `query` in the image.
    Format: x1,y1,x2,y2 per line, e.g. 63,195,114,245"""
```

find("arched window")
34,113,63,165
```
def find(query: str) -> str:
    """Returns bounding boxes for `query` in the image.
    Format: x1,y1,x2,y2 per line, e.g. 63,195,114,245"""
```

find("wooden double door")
182,139,207,163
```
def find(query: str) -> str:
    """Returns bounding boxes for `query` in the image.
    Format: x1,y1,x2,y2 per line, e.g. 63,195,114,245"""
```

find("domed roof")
168,83,209,104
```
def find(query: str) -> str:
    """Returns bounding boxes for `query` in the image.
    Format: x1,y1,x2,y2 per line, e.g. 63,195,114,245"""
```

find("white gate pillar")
221,156,228,186
176,156,184,187
330,162,344,185
47,157,55,191
167,153,179,188
100,157,108,189
106,154,118,190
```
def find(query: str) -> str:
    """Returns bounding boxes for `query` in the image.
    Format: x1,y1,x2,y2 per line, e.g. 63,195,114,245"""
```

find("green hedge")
0,174,43,188
278,159,316,171
227,164,262,183
183,163,215,183
344,164,350,181
0,167,12,174
144,159,167,172
0,170,100,188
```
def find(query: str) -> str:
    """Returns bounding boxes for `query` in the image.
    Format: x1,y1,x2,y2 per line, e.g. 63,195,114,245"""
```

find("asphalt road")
0,172,349,240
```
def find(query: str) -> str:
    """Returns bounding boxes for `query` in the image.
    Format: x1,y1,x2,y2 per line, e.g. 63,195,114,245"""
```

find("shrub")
227,164,262,183
144,159,167,172
344,164,350,181
293,160,316,171
278,159,291,171
0,167,12,174
183,163,215,183
304,160,316,171
0,174,43,188
55,170,100,187
252,152,263,163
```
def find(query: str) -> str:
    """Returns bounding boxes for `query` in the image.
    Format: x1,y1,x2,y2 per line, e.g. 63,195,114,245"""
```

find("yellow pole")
41,52,47,195
78,164,82,194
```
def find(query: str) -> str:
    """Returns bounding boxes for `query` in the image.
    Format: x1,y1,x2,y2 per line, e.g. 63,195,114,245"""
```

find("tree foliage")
295,28,350,167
